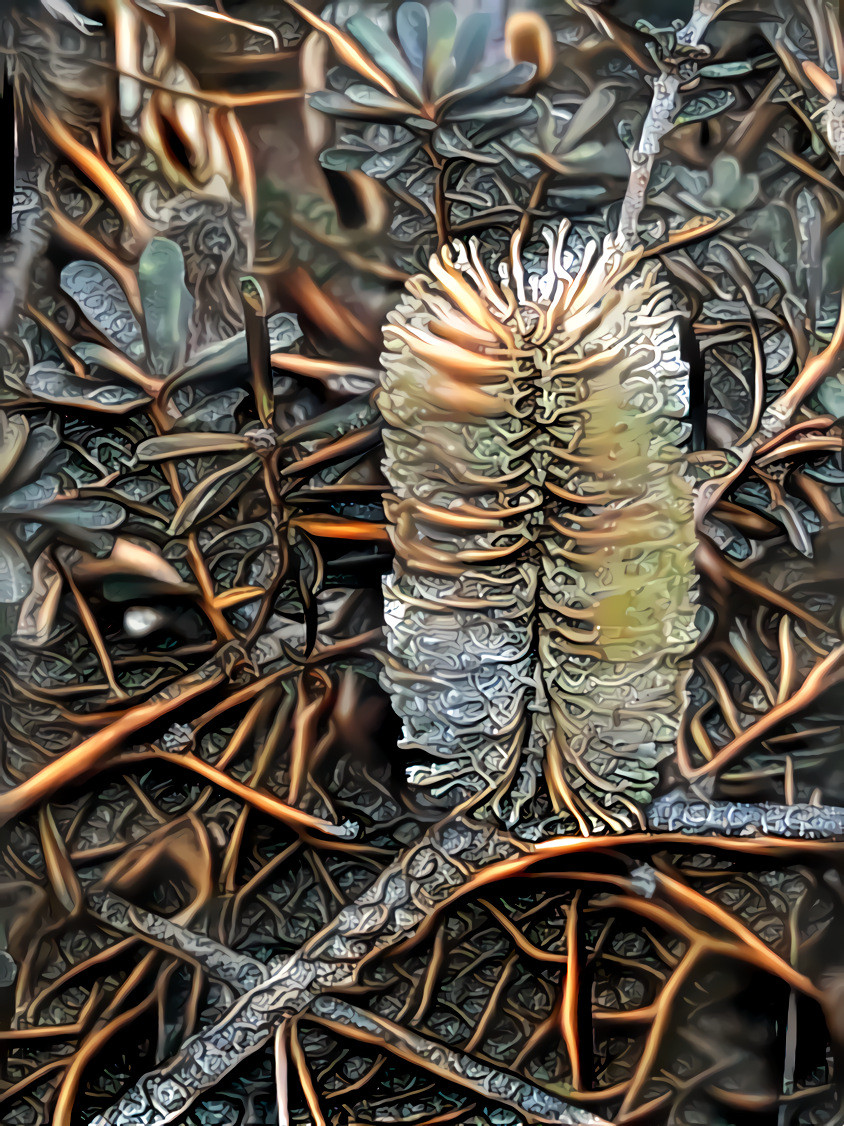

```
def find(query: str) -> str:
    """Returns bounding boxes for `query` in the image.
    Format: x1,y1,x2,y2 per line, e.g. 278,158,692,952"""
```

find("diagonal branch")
90,810,844,1125
90,886,606,1125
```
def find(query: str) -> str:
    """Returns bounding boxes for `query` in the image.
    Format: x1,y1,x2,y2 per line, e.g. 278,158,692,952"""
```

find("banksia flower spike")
380,224,698,831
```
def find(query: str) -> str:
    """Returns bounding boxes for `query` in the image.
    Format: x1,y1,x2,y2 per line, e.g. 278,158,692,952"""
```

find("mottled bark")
648,790,844,838
91,793,844,1125
90,889,608,1126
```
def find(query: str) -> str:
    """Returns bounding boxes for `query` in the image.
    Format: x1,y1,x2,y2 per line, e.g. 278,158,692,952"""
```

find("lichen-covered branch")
88,889,608,1125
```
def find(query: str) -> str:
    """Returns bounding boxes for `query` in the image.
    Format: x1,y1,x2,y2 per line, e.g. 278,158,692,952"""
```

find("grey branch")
89,817,528,1125
89,888,605,1125
647,789,844,838
618,0,722,244
307,996,607,1125
88,889,269,994
90,791,844,1126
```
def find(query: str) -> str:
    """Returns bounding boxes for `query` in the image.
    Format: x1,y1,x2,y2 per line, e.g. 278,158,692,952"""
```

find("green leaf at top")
425,2,457,89
396,3,428,73
434,11,490,99
345,14,423,102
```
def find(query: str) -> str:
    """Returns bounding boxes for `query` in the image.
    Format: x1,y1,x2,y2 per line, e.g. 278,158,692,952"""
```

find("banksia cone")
379,225,698,831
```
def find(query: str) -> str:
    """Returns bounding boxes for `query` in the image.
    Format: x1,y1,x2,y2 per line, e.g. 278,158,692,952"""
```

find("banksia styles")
380,225,698,831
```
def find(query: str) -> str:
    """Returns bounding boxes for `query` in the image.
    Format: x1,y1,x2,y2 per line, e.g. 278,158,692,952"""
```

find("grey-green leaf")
0,528,31,603
361,140,421,178
27,363,149,413
447,96,533,123
559,84,617,154
345,14,422,101
442,61,534,111
817,375,844,418
167,332,250,394
38,499,125,530
136,433,255,461
343,83,413,111
138,238,195,377
61,260,144,360
309,90,405,120
676,87,736,124
396,2,428,72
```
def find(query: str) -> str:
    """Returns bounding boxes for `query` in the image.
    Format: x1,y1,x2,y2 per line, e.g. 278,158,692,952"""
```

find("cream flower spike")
379,222,697,832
